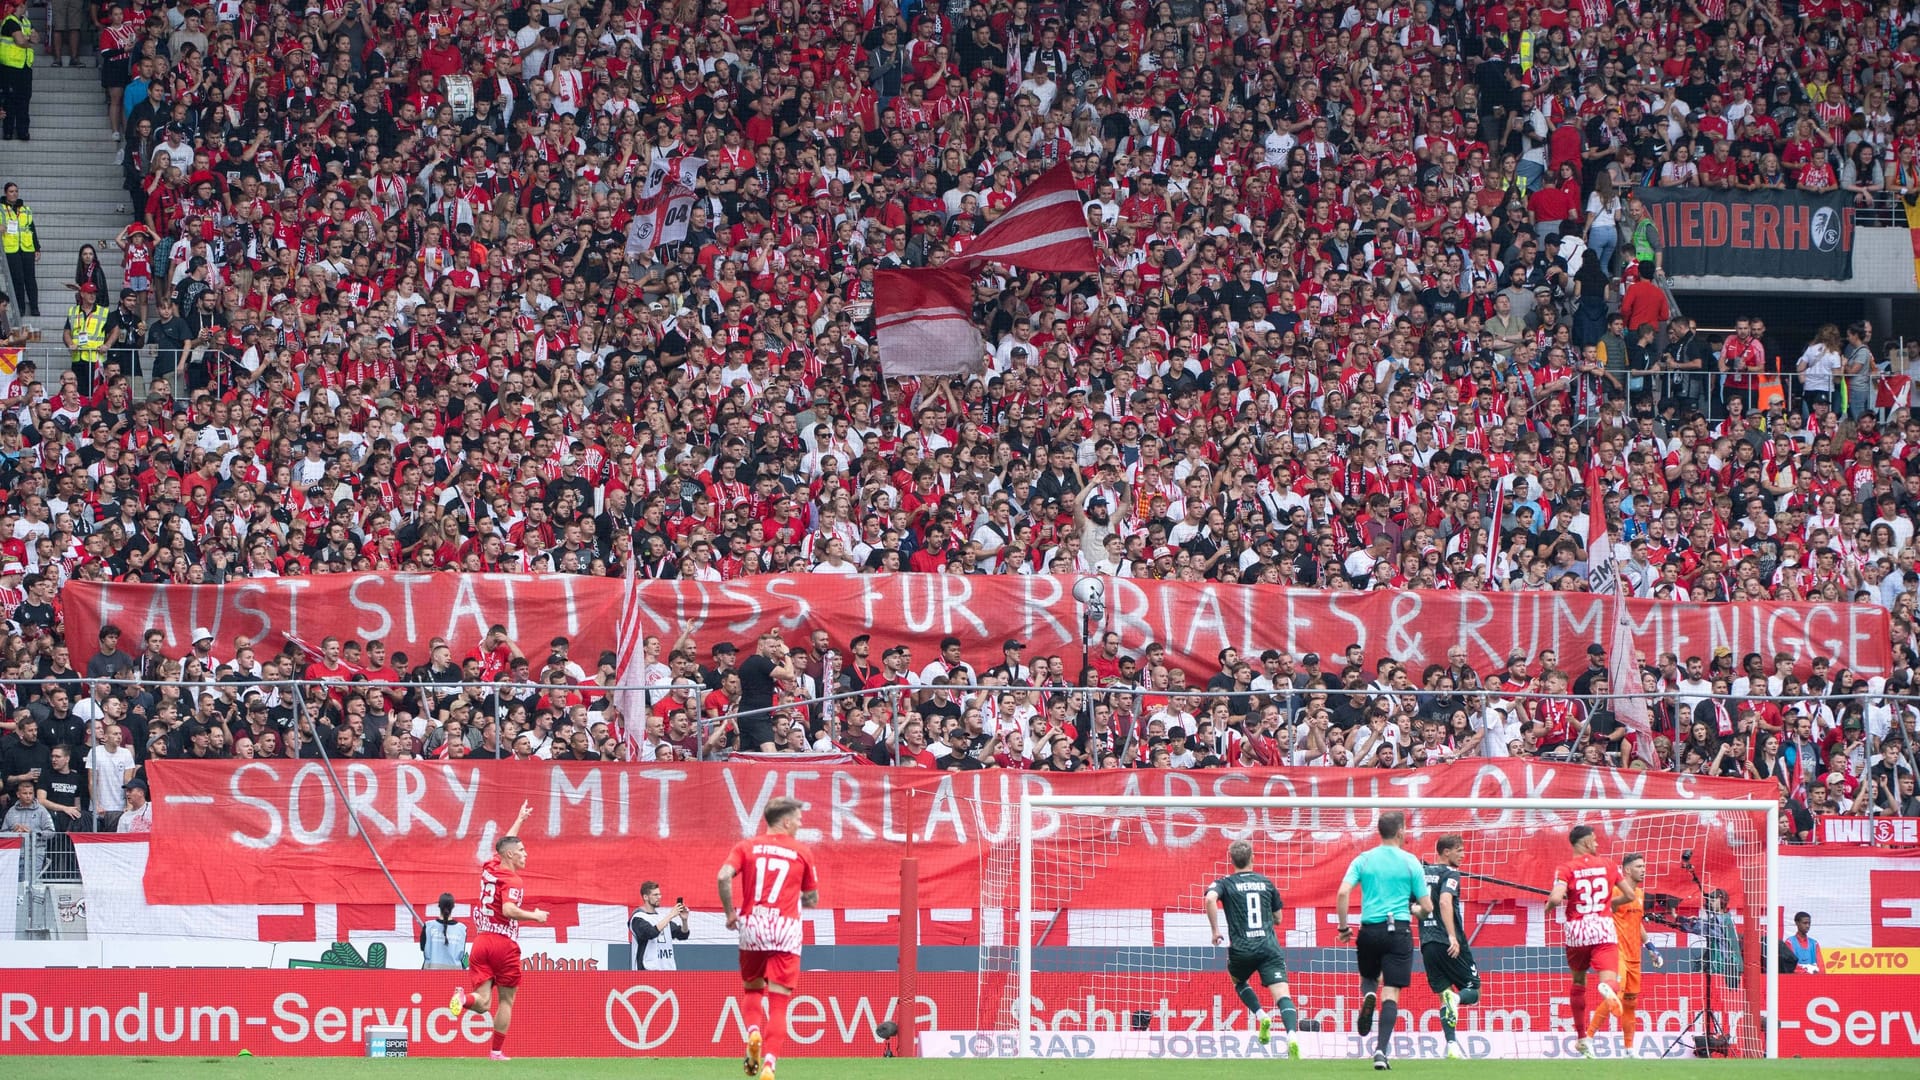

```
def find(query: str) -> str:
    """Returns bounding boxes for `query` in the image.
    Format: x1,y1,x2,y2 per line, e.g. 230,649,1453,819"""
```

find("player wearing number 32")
449,802,550,1061
1335,811,1432,1071
1546,825,1625,1059
1203,839,1303,1058
720,796,820,1080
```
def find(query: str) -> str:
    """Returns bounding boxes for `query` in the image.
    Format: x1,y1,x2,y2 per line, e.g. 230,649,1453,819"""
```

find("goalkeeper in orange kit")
1606,852,1664,1047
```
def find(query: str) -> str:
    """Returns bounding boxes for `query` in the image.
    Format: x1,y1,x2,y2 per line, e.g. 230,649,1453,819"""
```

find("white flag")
642,150,705,198
625,186,696,257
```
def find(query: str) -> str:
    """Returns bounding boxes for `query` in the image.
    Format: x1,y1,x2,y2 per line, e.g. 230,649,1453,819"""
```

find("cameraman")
1693,888,1744,989
630,880,690,971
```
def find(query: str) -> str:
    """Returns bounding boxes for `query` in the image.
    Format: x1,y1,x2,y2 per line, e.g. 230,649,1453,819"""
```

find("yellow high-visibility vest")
68,305,107,366
0,13,33,69
0,203,33,254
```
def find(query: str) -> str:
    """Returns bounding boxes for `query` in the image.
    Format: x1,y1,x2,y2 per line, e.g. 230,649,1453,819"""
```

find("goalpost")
941,795,1778,1062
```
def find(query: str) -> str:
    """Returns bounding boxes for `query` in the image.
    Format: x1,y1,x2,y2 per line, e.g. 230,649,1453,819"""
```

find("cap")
713,642,738,655
1301,652,1320,665
1003,639,1026,651
0,561,20,574
77,283,96,294
1587,643,1607,656
192,627,214,644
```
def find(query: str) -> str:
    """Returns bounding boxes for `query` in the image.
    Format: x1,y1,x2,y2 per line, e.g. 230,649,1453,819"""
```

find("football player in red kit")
719,796,820,1080
1547,824,1625,1058
450,802,548,1060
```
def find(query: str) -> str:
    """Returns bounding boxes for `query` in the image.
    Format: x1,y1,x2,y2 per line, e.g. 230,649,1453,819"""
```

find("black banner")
1637,188,1854,280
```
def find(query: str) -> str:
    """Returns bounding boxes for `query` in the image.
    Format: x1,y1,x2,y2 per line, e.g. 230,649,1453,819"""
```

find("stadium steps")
4,63,129,337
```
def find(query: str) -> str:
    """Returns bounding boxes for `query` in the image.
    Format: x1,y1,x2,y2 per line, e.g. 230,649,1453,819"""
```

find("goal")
953,796,1777,1062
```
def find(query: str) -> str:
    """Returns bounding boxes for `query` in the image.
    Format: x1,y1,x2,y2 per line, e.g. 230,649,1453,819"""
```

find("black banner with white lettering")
1637,187,1854,280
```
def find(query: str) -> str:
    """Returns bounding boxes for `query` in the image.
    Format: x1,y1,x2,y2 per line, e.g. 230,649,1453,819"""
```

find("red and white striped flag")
1483,482,1505,586
954,162,1098,272
1585,466,1613,589
874,267,983,377
611,554,651,757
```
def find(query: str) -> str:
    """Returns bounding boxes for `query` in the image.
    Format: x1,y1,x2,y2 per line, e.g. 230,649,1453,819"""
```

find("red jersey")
1553,853,1621,947
475,856,526,940
724,832,819,955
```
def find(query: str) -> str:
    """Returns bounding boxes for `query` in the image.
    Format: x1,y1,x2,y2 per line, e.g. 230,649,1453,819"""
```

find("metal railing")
5,672,1914,777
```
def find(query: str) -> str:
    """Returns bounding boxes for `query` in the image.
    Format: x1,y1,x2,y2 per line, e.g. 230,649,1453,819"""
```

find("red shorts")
1566,943,1620,977
469,933,523,989
739,949,801,990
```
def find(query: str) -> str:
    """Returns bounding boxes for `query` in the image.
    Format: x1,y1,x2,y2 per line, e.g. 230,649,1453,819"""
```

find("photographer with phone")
631,880,691,971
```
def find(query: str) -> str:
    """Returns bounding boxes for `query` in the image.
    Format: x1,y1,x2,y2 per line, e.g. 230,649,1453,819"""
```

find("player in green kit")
1204,839,1303,1059
1420,834,1482,1059
1336,810,1431,1071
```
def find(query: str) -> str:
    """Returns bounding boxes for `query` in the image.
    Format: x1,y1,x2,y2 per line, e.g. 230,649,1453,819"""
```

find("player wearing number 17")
1545,825,1625,1060
1203,840,1302,1058
720,796,820,1080
448,801,549,1061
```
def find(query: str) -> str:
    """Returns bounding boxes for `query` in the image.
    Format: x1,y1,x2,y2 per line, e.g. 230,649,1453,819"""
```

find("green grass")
2,1060,1913,1079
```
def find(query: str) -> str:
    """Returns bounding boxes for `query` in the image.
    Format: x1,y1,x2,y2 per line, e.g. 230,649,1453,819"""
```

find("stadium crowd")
1,0,1920,840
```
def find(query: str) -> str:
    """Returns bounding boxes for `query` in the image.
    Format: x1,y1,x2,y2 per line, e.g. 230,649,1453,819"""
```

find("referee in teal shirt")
1336,810,1431,1070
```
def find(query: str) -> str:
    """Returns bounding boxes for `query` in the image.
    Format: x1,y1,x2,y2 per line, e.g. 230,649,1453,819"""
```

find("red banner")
1819,817,1920,846
1779,974,1920,1057
63,573,626,673
64,574,1889,680
145,760,1771,909
0,968,1897,1058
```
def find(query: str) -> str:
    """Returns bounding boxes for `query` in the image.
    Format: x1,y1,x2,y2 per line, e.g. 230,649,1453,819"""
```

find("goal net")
955,796,1776,1062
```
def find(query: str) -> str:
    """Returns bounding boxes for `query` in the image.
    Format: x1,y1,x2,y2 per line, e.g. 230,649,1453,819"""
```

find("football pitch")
3,1059,1913,1080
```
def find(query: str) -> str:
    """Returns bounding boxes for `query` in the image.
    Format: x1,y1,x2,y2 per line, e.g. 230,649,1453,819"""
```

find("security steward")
0,0,33,142
0,182,37,315
64,282,108,395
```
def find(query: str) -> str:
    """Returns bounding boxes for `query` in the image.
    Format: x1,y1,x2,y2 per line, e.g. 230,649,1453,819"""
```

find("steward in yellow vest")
0,182,37,317
0,1,34,142
66,284,110,395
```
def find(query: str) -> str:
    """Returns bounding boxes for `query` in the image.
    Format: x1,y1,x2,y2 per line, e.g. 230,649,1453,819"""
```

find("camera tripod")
1657,852,1733,1059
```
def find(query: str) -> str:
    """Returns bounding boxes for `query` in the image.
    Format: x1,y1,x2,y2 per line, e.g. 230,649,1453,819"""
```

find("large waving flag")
612,553,651,757
955,162,1098,272
875,267,983,377
1585,466,1614,596
1586,464,1652,748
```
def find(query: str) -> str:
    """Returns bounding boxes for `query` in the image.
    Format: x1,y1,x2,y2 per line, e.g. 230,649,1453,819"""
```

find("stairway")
4,59,128,344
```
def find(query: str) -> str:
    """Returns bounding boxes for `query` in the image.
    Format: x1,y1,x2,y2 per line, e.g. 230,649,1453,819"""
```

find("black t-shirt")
38,766,87,817
737,654,776,717
0,735,52,784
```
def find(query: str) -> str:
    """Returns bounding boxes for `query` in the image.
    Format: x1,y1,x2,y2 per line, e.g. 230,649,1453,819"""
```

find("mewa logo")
605,985,679,1051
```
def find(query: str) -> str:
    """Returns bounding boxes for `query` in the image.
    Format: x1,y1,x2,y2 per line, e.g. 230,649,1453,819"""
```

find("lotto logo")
1870,871,1920,948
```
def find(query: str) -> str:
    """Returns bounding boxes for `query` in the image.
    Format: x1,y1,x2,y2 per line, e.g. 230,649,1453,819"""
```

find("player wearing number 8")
719,796,820,1080
1546,825,1625,1059
1203,840,1302,1059
1335,811,1432,1071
